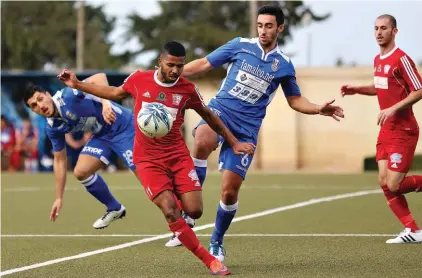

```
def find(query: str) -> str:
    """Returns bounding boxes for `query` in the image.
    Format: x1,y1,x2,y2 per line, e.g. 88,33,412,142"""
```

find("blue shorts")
81,123,135,170
195,105,257,179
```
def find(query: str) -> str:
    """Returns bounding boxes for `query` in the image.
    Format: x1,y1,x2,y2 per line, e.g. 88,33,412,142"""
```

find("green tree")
1,1,128,70
126,1,329,74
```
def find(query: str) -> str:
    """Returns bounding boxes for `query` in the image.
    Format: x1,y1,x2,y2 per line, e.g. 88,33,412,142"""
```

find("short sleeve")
186,86,206,110
280,76,301,97
121,71,141,99
398,55,422,92
206,37,241,68
46,128,66,152
280,60,301,97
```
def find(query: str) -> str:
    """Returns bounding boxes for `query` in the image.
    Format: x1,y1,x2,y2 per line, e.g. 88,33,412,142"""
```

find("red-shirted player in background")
342,14,422,244
58,41,256,275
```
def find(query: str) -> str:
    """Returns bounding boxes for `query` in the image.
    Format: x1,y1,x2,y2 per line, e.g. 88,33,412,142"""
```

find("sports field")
1,172,421,277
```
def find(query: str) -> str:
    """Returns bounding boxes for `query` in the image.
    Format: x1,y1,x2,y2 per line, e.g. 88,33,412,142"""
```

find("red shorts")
135,155,201,200
376,140,417,173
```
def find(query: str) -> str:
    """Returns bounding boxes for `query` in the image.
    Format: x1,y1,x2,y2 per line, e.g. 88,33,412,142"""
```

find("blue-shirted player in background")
165,5,345,260
24,73,138,229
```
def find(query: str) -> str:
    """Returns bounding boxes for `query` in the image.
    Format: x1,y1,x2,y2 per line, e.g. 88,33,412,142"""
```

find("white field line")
0,189,380,276
2,185,378,192
2,233,395,238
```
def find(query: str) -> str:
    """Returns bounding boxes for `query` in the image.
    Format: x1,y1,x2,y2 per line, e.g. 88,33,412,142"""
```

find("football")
136,102,174,138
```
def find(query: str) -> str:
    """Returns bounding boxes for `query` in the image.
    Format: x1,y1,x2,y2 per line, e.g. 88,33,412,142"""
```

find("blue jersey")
206,37,301,133
46,87,133,152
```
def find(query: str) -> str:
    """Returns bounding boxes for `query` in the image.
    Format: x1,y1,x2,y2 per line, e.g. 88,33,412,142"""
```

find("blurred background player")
166,5,344,258
1,115,20,172
16,118,39,173
58,41,256,276
341,14,422,243
23,73,138,229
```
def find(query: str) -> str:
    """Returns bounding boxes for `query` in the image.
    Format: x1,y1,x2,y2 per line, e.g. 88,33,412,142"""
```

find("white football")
137,102,174,138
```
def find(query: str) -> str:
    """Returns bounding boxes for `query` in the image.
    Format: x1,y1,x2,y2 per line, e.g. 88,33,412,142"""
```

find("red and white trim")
400,56,422,90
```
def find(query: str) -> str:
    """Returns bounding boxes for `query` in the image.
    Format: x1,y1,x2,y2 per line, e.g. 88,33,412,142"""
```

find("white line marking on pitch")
0,189,380,276
2,233,395,238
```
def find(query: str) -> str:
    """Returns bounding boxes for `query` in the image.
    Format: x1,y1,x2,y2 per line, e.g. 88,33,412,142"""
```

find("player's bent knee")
184,206,203,220
386,181,400,192
73,167,92,181
194,136,217,155
378,175,387,186
221,188,238,204
161,206,180,223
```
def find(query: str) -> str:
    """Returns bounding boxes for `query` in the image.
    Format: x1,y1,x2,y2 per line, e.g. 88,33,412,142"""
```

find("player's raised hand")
57,69,79,88
341,85,358,97
50,198,63,222
319,99,345,121
233,142,256,156
101,100,116,125
377,107,395,126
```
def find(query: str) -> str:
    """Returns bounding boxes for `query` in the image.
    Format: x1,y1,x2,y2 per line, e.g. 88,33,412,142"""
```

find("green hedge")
364,154,422,171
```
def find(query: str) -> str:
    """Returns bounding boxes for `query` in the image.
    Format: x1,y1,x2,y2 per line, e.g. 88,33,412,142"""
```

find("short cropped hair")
23,84,46,107
257,5,285,26
377,14,397,29
162,41,186,57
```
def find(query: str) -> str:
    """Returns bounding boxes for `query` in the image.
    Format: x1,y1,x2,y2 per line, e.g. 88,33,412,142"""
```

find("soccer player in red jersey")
58,41,256,275
342,14,422,243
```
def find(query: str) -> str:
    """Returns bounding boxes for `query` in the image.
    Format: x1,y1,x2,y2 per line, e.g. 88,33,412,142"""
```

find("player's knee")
386,180,400,192
194,137,217,156
184,206,203,220
73,167,92,181
184,209,203,220
378,175,387,186
161,206,180,223
221,188,239,204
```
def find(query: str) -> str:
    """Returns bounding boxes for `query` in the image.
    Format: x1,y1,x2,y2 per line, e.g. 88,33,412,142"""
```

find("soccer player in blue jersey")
165,5,345,259
24,73,138,229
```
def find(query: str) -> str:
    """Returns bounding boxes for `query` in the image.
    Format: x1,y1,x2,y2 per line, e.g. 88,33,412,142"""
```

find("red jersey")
122,70,205,164
374,47,422,133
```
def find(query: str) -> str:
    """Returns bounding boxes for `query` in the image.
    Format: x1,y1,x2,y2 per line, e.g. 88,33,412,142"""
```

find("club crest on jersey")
156,92,167,102
390,153,402,164
65,110,77,120
172,94,182,106
271,58,280,72
377,65,382,72
384,65,391,74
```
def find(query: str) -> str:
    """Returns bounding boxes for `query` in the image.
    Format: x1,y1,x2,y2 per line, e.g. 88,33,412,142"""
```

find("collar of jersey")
380,45,398,60
153,70,180,87
253,37,282,61
50,93,64,119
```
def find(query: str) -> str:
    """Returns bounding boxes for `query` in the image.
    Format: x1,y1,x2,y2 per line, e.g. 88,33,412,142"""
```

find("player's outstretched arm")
341,84,377,96
50,148,67,222
57,69,129,101
182,58,214,77
194,106,255,155
287,95,345,122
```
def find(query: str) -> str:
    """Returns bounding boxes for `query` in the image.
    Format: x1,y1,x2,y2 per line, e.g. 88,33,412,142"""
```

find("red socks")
381,185,419,232
168,218,215,268
397,175,422,194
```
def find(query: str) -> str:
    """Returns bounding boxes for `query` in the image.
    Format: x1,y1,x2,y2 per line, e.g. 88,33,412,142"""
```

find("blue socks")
193,157,207,186
211,200,239,245
81,173,121,211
